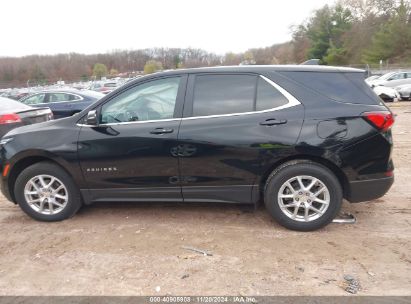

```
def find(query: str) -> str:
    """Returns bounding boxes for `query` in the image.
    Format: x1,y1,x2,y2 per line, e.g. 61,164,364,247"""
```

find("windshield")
379,72,396,81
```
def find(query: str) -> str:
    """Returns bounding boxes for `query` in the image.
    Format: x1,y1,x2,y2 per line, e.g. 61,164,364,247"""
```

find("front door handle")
150,127,174,134
260,118,287,126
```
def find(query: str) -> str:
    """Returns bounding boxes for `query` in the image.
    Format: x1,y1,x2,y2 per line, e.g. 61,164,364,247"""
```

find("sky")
0,0,335,57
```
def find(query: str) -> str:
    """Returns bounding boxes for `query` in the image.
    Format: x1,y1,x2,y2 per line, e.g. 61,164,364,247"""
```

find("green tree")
143,60,163,74
92,63,108,79
305,5,334,61
324,5,353,64
304,4,353,64
363,0,411,63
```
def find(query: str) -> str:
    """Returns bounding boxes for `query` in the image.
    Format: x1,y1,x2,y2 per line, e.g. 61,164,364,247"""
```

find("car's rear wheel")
264,160,342,231
14,162,82,221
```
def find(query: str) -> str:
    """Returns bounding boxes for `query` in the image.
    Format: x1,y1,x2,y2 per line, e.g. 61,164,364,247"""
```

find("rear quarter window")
256,77,288,110
279,71,382,105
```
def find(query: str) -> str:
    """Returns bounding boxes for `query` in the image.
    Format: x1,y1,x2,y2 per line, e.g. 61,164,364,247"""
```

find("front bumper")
345,176,394,203
0,175,13,203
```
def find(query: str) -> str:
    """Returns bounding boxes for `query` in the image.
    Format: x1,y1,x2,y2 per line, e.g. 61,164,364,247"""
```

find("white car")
373,85,400,102
395,84,411,101
367,71,411,87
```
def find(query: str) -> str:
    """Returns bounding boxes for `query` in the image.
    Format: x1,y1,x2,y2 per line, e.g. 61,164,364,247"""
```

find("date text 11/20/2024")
149,296,257,303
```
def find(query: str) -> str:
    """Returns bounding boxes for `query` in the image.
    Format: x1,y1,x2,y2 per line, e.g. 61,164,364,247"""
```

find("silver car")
367,71,411,87
396,84,411,100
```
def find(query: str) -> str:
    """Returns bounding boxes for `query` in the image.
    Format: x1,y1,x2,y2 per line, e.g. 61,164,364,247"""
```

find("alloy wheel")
277,175,330,222
23,174,69,215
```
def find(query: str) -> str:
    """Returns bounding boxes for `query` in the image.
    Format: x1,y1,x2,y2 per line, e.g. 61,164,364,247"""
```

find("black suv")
0,66,394,231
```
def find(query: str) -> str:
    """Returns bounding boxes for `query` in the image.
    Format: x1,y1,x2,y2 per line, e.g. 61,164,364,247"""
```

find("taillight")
0,113,22,124
363,111,394,132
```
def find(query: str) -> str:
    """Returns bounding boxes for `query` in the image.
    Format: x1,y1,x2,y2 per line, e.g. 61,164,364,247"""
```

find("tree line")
0,0,410,88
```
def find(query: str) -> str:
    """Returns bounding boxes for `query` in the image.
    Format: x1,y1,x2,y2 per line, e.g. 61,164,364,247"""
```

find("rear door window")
192,75,256,117
191,74,292,117
48,93,72,102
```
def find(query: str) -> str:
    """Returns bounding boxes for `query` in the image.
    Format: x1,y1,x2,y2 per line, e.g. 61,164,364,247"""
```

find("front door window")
100,77,181,123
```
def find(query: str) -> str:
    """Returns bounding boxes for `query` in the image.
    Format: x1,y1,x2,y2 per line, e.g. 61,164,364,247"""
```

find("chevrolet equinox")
0,66,394,231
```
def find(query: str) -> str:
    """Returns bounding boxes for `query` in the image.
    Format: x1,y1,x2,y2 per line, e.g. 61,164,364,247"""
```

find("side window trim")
183,73,301,120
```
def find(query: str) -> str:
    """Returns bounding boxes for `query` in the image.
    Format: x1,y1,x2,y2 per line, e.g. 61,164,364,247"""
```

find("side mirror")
86,110,98,125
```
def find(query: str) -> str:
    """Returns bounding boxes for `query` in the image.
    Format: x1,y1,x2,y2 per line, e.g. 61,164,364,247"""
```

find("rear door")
177,73,304,204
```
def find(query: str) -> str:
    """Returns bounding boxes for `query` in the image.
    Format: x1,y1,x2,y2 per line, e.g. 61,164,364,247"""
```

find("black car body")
0,96,53,138
0,66,394,231
19,89,104,119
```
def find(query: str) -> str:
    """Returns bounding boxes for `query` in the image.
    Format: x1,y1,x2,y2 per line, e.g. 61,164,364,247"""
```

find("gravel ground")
0,102,410,296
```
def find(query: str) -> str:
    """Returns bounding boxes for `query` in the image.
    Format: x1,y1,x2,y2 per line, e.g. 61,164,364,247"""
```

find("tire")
264,160,342,231
14,161,82,221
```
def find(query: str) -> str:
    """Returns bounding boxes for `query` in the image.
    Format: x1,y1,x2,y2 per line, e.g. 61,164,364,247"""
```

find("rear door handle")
150,128,174,134
260,118,287,126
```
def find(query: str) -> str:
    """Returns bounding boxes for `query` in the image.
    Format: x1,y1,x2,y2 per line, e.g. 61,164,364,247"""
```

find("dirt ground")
0,103,410,296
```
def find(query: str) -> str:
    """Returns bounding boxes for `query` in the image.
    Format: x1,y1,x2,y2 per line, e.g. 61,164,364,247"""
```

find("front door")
77,75,187,203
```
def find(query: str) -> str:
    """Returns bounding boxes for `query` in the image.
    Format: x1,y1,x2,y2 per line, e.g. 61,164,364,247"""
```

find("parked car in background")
1,89,31,100
365,75,382,82
0,65,395,231
367,71,411,87
88,81,119,94
373,85,400,102
0,97,52,138
19,89,104,119
395,84,411,101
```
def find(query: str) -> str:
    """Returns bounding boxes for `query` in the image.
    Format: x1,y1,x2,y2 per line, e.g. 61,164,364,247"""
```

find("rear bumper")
345,176,394,203
398,91,410,99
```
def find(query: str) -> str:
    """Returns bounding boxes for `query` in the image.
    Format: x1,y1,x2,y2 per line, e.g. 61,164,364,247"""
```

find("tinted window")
192,75,256,116
101,77,180,123
280,71,381,105
22,93,46,105
256,77,288,111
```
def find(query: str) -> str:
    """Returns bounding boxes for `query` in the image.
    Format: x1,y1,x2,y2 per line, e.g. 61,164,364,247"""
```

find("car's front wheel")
264,160,342,231
14,162,82,221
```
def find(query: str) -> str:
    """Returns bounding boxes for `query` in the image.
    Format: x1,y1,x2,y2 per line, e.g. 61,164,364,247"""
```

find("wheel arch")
8,154,78,203
259,155,349,199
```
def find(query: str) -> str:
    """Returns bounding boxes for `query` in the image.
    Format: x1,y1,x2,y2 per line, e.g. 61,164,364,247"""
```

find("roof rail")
301,59,320,65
